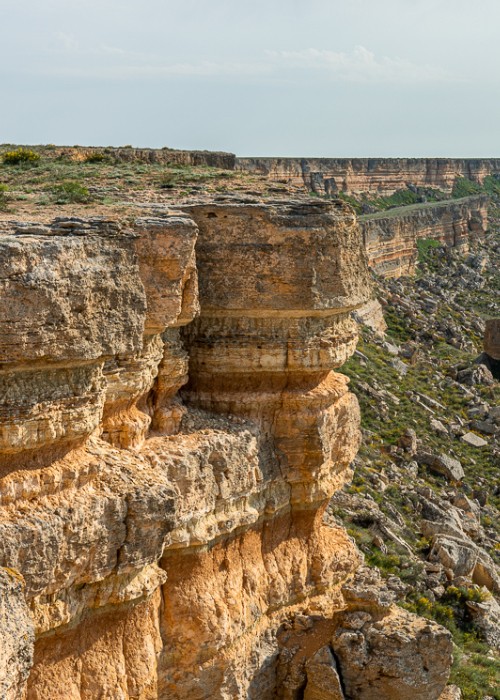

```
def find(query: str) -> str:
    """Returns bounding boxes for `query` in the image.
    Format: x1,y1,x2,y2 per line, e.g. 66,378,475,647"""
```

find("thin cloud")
267,46,456,83
25,39,459,84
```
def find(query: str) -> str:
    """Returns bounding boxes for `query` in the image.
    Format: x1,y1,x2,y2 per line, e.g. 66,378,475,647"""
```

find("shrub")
0,183,9,210
157,172,179,189
51,181,91,204
84,152,106,163
416,237,441,264
452,177,483,198
3,148,40,165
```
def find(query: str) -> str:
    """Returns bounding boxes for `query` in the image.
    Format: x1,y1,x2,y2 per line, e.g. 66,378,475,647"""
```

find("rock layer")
359,196,488,277
0,202,453,699
236,157,500,196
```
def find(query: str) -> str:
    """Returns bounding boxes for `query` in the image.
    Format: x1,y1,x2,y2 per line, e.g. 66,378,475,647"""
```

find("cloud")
266,45,454,84
23,39,455,85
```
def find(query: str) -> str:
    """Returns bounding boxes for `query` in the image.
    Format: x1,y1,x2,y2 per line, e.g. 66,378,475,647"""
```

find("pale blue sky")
1,0,499,156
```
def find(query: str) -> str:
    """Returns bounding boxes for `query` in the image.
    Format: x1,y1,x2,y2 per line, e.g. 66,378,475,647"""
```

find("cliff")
0,201,453,699
236,157,500,196
0,145,236,169
359,195,489,277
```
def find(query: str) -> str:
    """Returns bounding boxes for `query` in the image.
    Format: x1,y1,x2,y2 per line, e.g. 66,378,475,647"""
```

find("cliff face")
236,157,500,195
1,145,236,169
485,319,500,361
359,195,489,277
0,202,452,699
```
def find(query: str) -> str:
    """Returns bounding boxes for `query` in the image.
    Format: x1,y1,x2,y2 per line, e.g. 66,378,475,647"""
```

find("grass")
0,183,9,211
416,237,442,264
51,181,92,204
0,146,264,213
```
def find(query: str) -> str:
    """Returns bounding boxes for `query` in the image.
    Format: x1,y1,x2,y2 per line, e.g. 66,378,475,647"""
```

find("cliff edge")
0,201,453,699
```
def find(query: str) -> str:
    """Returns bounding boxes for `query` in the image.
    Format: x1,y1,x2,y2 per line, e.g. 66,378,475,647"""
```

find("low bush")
84,152,106,163
0,183,9,210
3,148,40,165
51,181,91,204
416,237,442,264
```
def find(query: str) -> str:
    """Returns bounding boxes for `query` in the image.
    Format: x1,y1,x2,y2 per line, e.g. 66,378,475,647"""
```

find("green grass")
51,180,92,204
416,237,442,264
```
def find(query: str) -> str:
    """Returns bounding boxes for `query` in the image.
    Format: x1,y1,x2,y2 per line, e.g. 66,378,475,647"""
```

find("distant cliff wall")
359,195,489,277
236,157,500,195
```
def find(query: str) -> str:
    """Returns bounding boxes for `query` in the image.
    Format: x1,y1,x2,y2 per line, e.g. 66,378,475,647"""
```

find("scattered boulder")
461,432,488,448
304,646,345,700
466,594,500,649
484,318,500,361
439,685,462,700
416,453,465,481
429,535,478,577
332,608,453,700
456,363,494,386
399,428,418,454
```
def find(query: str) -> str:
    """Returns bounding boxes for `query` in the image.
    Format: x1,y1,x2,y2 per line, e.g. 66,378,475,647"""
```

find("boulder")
461,432,488,448
304,646,345,700
466,594,500,649
332,608,452,700
416,453,465,481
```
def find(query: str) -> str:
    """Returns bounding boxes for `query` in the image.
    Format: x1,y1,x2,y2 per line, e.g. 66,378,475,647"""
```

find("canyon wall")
359,195,489,278
236,157,500,195
0,202,453,699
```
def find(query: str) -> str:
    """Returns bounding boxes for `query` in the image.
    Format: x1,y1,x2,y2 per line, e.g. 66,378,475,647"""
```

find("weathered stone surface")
182,200,371,505
466,594,500,649
0,567,34,700
352,297,387,334
332,608,453,700
0,203,454,699
461,431,488,447
416,453,465,481
484,318,500,360
236,157,500,196
429,534,500,593
359,196,488,278
439,685,462,700
304,646,345,700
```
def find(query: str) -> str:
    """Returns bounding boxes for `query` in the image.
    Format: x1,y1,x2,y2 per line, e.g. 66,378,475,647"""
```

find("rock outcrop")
484,318,500,361
359,196,488,277
1,145,236,169
0,202,453,699
236,157,500,196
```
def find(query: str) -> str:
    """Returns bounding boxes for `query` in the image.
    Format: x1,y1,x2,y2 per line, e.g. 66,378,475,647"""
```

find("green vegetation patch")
2,148,40,165
416,237,442,264
51,181,92,204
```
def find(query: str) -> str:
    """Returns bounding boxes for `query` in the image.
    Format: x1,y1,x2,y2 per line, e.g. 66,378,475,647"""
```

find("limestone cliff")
359,196,488,277
236,157,500,196
0,202,452,699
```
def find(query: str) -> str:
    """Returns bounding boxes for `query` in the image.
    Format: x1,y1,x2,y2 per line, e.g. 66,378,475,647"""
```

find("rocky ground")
0,146,304,222
331,210,500,699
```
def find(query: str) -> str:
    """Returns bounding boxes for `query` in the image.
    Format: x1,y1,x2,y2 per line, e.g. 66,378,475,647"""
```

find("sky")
1,0,499,157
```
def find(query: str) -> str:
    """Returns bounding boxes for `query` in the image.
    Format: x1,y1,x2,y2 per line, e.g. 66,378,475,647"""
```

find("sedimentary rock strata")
359,196,488,277
236,157,500,196
0,201,453,699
